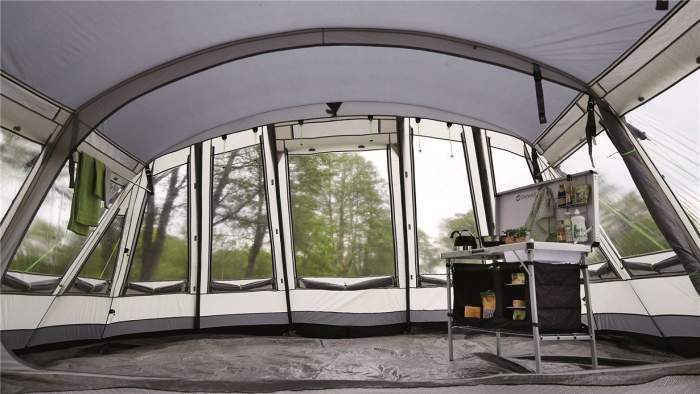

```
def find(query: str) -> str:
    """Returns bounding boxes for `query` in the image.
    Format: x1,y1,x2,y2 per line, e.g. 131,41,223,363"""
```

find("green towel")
68,153,105,236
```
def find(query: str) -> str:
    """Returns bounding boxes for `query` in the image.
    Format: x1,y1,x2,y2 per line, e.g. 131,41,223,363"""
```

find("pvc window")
125,163,189,295
3,161,96,293
559,133,670,257
0,128,42,220
210,142,274,291
626,70,699,234
488,133,535,193
585,247,619,282
412,122,476,275
288,149,396,279
67,214,126,295
622,250,686,278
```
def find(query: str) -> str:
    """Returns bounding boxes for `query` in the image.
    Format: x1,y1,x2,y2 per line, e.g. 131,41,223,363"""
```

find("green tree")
289,152,395,277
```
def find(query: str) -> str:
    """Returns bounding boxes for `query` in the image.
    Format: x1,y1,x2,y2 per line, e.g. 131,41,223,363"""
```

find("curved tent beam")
1,28,594,271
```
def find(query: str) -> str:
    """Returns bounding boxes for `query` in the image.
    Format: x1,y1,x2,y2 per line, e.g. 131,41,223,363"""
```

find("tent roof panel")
101,46,578,161
1,1,677,108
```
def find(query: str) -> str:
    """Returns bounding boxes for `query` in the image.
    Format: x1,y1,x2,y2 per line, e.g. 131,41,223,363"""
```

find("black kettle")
450,229,479,249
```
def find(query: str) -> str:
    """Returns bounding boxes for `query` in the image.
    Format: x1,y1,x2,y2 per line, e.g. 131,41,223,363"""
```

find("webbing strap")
533,64,546,124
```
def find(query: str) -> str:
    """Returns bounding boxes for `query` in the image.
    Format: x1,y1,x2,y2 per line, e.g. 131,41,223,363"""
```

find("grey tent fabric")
101,46,578,161
598,101,700,294
1,1,677,108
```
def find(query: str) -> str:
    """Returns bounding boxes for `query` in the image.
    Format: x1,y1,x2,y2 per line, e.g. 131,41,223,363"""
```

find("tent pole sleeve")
193,142,203,330
471,127,496,235
397,117,412,330
598,100,700,294
266,124,294,328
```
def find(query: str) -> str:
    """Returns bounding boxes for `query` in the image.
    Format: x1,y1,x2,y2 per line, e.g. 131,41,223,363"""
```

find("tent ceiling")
1,1,677,109
101,46,577,161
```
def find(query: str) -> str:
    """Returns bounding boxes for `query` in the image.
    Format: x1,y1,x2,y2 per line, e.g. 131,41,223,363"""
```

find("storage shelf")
558,201,588,209
506,306,526,309
506,283,525,286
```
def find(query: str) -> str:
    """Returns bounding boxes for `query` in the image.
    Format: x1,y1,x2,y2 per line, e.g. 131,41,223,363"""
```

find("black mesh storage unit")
451,262,581,333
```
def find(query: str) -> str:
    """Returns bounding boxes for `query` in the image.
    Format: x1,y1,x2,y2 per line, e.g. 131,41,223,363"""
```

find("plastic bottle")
564,213,573,243
571,209,587,243
557,184,566,207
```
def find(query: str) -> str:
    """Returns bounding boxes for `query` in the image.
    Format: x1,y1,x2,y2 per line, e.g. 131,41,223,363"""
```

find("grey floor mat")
4,332,697,393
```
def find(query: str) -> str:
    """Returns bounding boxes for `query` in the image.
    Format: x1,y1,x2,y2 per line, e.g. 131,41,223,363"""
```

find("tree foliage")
289,151,395,277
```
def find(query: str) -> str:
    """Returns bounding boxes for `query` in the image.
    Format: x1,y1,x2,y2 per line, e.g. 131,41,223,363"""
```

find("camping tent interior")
0,1,699,391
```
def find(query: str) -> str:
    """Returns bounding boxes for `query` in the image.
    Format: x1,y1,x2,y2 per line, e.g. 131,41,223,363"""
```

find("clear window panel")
289,150,395,277
210,145,273,284
68,215,126,294
4,162,91,293
413,136,476,274
560,133,670,257
1,129,42,220
626,70,699,233
491,148,534,193
127,165,189,293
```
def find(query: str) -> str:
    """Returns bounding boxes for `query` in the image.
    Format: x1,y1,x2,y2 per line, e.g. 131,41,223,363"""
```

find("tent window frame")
0,127,44,224
410,128,480,278
120,156,192,296
64,213,127,296
208,132,278,291
286,145,399,282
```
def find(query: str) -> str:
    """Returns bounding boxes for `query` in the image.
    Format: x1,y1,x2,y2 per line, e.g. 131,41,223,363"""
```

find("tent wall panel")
586,313,661,337
200,292,288,319
653,315,700,338
410,287,446,323
201,313,288,329
0,75,61,122
105,294,196,329
584,280,649,316
597,2,700,92
28,324,104,347
290,289,406,326
630,275,699,317
103,317,195,338
35,296,111,328
0,295,54,349
604,22,700,116
0,95,60,144
292,311,405,327
0,294,53,331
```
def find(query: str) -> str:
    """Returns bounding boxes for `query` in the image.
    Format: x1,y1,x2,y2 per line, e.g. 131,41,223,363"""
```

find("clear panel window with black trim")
125,163,190,295
3,162,95,293
288,148,396,287
210,140,275,292
412,119,477,278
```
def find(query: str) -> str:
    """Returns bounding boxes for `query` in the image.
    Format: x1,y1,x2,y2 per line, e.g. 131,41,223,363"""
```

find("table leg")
582,261,599,369
496,331,502,358
527,249,542,374
446,260,453,361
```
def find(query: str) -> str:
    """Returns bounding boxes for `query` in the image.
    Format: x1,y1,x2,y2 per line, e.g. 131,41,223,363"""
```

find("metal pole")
527,246,542,373
447,260,453,361
582,259,599,369
496,331,502,358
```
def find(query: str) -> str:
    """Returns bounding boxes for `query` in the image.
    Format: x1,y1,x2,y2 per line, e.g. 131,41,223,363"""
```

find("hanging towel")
68,152,105,235
524,186,556,241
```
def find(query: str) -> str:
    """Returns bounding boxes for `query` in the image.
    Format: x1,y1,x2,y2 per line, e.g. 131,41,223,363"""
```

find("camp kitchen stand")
442,241,598,374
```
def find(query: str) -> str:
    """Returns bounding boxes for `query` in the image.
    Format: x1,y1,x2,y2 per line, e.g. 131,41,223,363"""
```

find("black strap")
325,102,342,117
531,146,543,183
656,0,669,11
145,166,154,195
533,64,546,124
68,152,76,188
585,95,596,168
